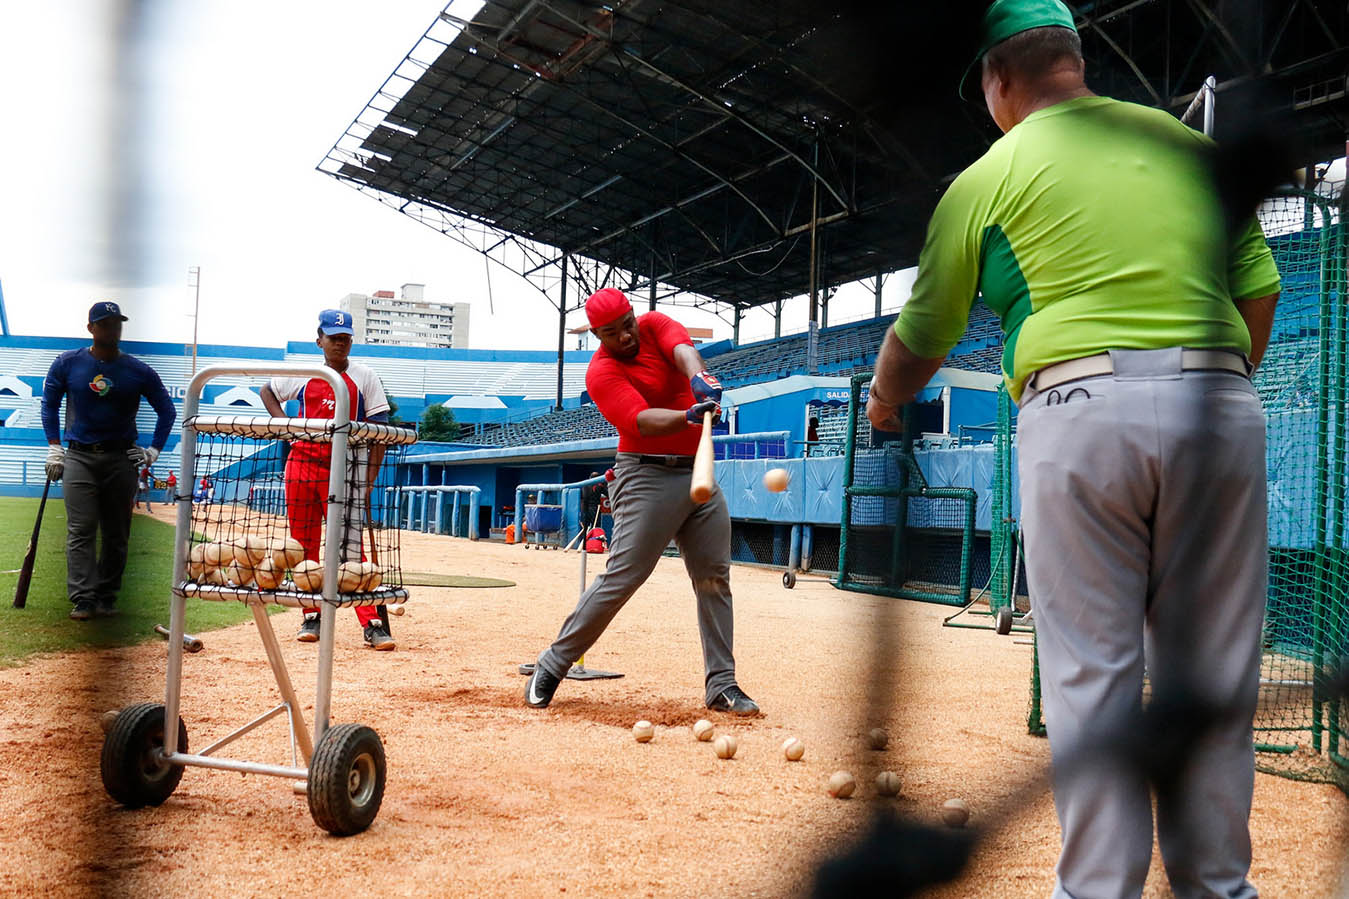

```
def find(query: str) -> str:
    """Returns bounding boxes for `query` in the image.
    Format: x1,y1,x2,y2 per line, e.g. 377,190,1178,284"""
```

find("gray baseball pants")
536,454,738,704
1019,348,1266,899
63,447,139,607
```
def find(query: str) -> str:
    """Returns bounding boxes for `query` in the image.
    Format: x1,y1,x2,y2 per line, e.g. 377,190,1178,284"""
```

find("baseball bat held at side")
690,410,715,504
154,624,204,653
13,479,52,609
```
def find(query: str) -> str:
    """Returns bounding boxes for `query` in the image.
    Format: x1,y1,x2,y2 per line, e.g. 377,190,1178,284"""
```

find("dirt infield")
1,524,1344,897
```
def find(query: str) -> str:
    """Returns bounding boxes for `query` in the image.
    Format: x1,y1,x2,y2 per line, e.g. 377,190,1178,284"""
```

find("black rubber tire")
783,571,797,589
100,702,187,808
995,605,1014,635
308,723,386,836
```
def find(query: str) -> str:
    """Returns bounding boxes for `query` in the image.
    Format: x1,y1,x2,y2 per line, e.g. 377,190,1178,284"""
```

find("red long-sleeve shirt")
586,311,699,455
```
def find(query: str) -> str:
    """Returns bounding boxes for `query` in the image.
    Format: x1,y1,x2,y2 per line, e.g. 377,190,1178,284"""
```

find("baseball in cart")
99,364,415,835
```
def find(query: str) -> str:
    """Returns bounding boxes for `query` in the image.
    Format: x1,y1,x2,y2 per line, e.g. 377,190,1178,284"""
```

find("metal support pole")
556,254,568,412
874,272,884,319
733,306,741,344
774,299,783,339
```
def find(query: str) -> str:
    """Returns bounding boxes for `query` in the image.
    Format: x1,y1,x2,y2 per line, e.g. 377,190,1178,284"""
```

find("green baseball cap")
958,0,1077,101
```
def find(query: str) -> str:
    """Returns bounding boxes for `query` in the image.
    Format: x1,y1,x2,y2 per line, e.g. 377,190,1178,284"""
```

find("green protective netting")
1014,189,1348,790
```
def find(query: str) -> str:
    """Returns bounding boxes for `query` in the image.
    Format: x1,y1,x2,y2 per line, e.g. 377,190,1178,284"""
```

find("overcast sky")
0,1,913,355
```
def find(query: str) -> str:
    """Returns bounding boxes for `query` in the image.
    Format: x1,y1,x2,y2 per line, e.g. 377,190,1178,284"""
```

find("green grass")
0,497,262,665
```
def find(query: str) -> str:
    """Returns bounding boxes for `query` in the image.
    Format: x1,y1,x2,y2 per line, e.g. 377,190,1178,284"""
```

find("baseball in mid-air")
713,734,738,759
632,720,655,743
763,468,790,492
782,737,805,761
941,797,971,828
875,771,901,797
867,727,890,750
692,719,714,741
827,770,857,799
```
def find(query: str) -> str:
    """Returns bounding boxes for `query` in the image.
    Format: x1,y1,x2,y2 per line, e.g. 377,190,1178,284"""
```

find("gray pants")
537,455,738,703
63,447,139,607
1019,348,1267,899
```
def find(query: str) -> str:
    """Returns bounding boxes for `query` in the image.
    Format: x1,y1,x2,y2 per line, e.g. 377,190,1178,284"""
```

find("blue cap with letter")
88,301,128,324
318,309,355,337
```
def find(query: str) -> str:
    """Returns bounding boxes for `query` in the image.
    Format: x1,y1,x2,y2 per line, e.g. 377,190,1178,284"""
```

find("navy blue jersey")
41,349,176,448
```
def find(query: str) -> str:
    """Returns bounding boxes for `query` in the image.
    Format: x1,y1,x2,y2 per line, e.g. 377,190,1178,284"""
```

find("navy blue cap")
88,301,128,324
318,309,355,336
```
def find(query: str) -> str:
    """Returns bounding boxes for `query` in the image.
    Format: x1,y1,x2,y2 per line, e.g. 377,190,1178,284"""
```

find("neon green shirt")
894,95,1281,402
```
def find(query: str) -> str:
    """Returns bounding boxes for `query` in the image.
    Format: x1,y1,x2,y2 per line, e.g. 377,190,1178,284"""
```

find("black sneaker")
363,619,395,651
296,613,321,643
93,599,119,617
69,600,95,621
525,665,561,708
708,685,760,716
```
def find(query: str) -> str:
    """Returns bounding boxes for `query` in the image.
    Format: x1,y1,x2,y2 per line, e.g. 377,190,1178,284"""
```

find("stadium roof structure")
319,0,1347,321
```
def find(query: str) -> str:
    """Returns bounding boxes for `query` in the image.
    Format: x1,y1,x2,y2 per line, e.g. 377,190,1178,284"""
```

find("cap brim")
321,327,354,336
958,55,982,102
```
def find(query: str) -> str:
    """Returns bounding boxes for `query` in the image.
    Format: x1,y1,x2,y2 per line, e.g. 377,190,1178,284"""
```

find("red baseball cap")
585,288,632,329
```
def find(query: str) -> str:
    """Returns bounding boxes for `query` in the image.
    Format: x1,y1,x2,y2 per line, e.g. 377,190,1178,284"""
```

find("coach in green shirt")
867,2,1279,897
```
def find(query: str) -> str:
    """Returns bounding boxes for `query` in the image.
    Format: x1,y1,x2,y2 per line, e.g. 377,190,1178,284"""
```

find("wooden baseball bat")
689,410,715,504
154,623,203,653
13,479,52,609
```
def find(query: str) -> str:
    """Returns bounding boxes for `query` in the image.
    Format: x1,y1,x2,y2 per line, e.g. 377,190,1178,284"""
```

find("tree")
385,397,404,426
418,404,461,442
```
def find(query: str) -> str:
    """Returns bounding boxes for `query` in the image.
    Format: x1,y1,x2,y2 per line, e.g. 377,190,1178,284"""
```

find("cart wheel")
100,702,187,808
995,606,1014,635
783,571,797,589
308,723,386,836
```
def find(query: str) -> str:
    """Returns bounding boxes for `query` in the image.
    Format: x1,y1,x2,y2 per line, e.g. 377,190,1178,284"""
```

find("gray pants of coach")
1019,348,1266,899
63,447,139,607
537,454,738,704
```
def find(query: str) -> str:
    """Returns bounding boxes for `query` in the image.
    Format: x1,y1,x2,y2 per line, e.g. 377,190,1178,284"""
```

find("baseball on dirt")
867,727,889,750
713,734,738,759
762,468,790,492
941,798,971,828
632,720,655,743
390,604,405,616
827,770,857,799
233,534,268,567
291,559,322,593
692,719,714,741
875,771,901,797
782,737,805,761
99,709,118,733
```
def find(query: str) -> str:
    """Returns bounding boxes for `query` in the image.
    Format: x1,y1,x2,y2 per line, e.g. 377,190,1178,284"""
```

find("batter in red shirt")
524,288,758,715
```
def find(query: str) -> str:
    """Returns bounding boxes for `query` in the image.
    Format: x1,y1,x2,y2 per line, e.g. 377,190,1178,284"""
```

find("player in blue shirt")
41,301,177,620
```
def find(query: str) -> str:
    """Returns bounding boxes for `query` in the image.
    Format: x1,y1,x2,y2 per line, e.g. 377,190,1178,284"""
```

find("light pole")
188,266,201,375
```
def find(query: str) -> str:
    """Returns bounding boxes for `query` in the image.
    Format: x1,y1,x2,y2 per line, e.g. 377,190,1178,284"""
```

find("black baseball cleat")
69,600,95,621
363,619,395,651
296,613,321,643
93,599,118,617
525,666,561,708
708,685,760,716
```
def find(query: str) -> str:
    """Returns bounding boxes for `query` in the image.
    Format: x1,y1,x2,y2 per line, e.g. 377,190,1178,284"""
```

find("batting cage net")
837,374,977,605
175,416,415,609
1013,189,1349,789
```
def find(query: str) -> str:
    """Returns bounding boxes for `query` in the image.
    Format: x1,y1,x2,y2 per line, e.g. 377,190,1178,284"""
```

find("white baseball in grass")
232,534,268,566
782,737,805,761
691,719,714,742
632,720,654,743
337,561,363,594
875,771,901,797
827,770,857,799
762,468,790,492
713,734,738,759
941,798,970,828
867,727,889,750
252,556,282,591
291,559,322,593
272,537,305,572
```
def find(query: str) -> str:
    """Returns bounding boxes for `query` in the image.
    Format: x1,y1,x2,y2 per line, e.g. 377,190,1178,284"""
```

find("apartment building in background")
339,283,470,349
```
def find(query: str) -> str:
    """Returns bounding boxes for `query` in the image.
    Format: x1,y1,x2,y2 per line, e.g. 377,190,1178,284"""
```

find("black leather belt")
68,439,133,453
636,454,695,469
